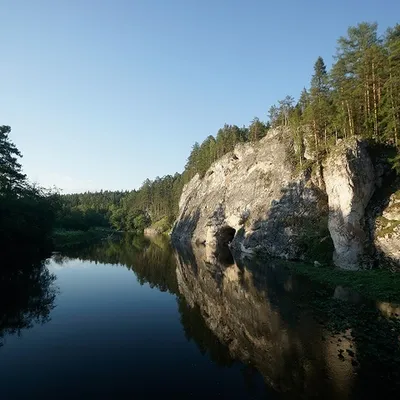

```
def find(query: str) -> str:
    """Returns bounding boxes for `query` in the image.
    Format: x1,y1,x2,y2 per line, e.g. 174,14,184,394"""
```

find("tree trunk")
346,100,354,136
372,60,379,139
389,71,399,146
365,75,371,133
341,100,347,138
313,119,318,155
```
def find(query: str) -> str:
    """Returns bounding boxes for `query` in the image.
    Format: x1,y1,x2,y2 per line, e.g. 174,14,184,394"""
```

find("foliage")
148,216,174,234
285,261,400,302
0,125,59,247
268,22,400,169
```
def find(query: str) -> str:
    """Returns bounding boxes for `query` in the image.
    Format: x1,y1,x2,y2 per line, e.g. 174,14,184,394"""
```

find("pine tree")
278,96,294,126
381,24,400,146
248,118,267,141
268,105,280,128
0,125,27,196
298,88,310,116
308,57,332,153
334,23,384,139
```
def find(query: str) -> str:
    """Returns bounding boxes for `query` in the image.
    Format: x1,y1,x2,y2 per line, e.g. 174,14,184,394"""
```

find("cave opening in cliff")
216,226,236,248
215,226,236,264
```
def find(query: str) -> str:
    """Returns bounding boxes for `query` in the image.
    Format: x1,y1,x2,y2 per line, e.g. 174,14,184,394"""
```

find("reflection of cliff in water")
0,249,57,347
174,243,400,399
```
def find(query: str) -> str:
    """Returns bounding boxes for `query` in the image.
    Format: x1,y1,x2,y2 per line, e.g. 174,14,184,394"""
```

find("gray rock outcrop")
323,139,375,270
172,128,331,262
374,190,400,267
172,128,397,269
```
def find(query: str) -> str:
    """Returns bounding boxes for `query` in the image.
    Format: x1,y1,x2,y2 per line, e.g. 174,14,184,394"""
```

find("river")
1,234,399,399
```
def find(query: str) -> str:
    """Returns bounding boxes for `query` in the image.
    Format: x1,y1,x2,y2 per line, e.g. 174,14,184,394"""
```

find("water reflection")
0,249,57,347
174,243,400,399
56,234,179,294
54,236,400,397
4,236,400,398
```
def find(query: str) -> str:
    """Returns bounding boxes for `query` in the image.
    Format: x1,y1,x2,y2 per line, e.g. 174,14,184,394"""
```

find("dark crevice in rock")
216,226,236,248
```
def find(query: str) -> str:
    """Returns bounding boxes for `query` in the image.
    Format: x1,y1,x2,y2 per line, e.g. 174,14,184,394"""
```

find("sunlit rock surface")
375,190,400,267
324,138,375,270
172,128,400,270
172,128,330,263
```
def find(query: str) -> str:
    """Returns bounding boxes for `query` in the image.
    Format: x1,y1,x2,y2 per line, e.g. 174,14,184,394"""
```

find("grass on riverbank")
144,216,173,235
52,228,114,250
287,262,400,303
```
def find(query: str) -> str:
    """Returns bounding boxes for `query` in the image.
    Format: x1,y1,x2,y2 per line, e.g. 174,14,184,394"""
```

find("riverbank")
144,216,172,236
283,261,400,303
52,228,115,250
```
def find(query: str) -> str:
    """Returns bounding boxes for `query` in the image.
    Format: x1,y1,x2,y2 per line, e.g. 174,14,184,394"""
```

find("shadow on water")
173,241,400,399
0,248,57,347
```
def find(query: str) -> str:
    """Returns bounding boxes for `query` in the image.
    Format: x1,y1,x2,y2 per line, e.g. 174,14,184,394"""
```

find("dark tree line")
55,175,183,233
56,190,127,231
0,125,58,249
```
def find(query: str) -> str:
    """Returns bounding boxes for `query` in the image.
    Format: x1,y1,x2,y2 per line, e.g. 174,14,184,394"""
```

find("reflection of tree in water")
0,249,57,346
58,234,179,295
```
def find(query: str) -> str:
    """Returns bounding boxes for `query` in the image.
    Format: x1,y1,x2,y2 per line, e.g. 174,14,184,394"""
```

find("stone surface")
323,138,375,270
374,190,400,267
172,129,396,270
172,127,331,262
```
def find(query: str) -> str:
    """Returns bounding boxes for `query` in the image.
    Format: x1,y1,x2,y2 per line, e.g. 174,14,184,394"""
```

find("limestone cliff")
374,189,400,269
172,127,331,262
323,139,375,270
172,128,398,269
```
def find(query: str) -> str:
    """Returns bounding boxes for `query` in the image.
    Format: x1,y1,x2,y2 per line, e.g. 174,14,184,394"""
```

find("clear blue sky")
1,0,399,193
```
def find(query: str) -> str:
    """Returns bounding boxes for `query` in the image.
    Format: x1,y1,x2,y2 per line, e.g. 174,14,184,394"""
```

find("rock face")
172,128,397,269
172,128,331,262
374,190,400,268
323,139,375,270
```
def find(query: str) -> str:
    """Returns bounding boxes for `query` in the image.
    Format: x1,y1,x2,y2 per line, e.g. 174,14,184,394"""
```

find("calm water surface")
1,235,400,399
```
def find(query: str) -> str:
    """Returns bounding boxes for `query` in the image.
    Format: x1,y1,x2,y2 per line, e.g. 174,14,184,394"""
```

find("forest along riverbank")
1,235,400,398
52,227,118,250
